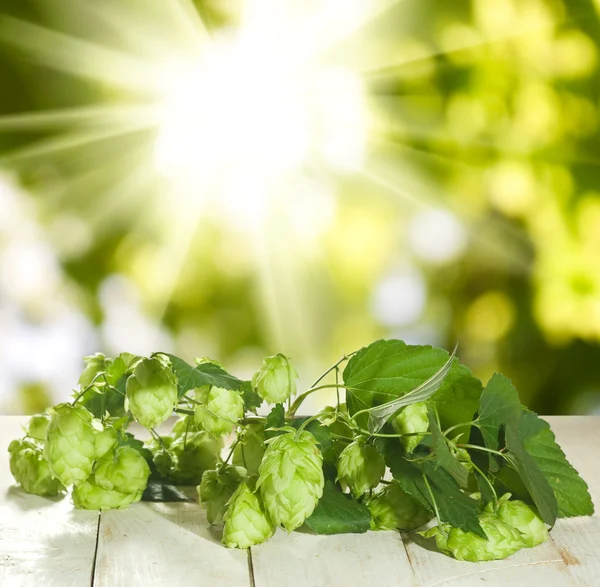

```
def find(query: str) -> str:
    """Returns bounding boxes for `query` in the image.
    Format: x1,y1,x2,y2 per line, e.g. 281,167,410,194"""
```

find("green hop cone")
94,425,118,460
26,412,51,441
73,480,137,510
233,423,265,476
368,480,432,531
198,464,246,525
392,402,429,453
336,438,385,498
487,494,549,548
257,428,324,531
8,438,64,496
168,431,223,485
78,353,108,388
223,480,275,549
194,387,244,436
423,513,527,562
252,354,298,405
125,357,178,429
44,403,99,486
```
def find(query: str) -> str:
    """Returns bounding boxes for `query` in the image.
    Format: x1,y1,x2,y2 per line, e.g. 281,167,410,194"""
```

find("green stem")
149,428,167,449
444,421,477,438
423,474,445,535
456,444,507,459
175,408,195,416
295,412,324,436
289,384,347,417
221,439,239,468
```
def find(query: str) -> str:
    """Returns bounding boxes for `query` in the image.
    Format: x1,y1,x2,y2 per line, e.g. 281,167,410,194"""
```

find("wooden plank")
0,416,99,587
250,527,415,587
546,416,600,587
94,502,251,587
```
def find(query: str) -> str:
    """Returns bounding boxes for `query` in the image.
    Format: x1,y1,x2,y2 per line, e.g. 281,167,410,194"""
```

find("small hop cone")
424,513,527,562
233,423,265,476
252,354,298,405
8,439,64,497
336,439,385,498
125,357,178,429
198,464,247,525
168,431,223,485
78,353,108,388
44,403,99,487
392,402,429,453
72,446,150,511
487,494,548,548
26,412,51,442
223,481,275,549
194,387,244,437
257,428,324,531
368,480,432,531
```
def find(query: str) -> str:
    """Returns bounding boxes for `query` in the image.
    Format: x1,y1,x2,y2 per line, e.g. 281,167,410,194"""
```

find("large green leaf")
163,354,243,397
343,340,482,429
387,450,485,538
303,480,371,535
428,406,469,488
477,373,521,451
518,411,594,518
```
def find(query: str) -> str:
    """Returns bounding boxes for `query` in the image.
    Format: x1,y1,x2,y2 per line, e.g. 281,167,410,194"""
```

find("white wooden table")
1,416,599,586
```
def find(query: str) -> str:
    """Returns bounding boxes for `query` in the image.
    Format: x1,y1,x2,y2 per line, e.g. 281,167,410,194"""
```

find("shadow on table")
4,485,66,511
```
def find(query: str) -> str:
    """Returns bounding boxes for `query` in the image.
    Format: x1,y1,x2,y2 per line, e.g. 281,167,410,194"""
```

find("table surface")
1,415,599,587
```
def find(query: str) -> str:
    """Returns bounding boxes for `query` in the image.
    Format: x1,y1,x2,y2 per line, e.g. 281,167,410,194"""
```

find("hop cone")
223,481,275,549
72,480,138,511
424,513,526,561
165,431,223,485
487,494,548,548
8,438,64,496
257,428,324,531
78,353,108,388
252,354,298,404
194,387,244,437
368,480,432,531
44,403,99,486
336,439,385,498
233,423,265,476
392,402,428,453
198,464,246,525
125,357,178,429
26,412,51,441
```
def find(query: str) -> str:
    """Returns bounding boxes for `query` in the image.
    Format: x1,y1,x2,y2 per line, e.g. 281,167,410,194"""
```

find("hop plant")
336,438,385,498
194,387,244,437
8,438,64,496
487,494,548,548
125,357,178,429
368,480,432,531
257,428,324,531
423,513,527,562
222,480,275,549
198,464,247,525
392,402,429,453
44,403,102,486
171,415,199,439
233,423,265,476
78,353,108,388
26,412,51,441
252,354,298,404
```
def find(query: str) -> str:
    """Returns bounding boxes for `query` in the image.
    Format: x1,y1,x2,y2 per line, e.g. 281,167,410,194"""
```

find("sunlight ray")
0,16,159,93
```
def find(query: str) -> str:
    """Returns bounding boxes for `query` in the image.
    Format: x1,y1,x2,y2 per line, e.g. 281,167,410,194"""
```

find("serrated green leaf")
505,418,558,526
518,411,594,518
303,480,371,535
163,354,243,397
343,340,481,430
477,373,521,452
387,451,485,538
264,403,285,439
240,381,263,413
428,406,469,488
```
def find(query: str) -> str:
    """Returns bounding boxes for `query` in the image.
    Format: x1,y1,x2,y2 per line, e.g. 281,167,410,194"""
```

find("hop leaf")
423,513,527,561
233,423,265,476
198,464,246,525
257,428,324,531
194,387,244,437
223,481,275,549
486,494,549,548
336,438,385,498
392,402,429,453
8,438,64,497
44,403,99,486
367,480,432,531
252,354,298,405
